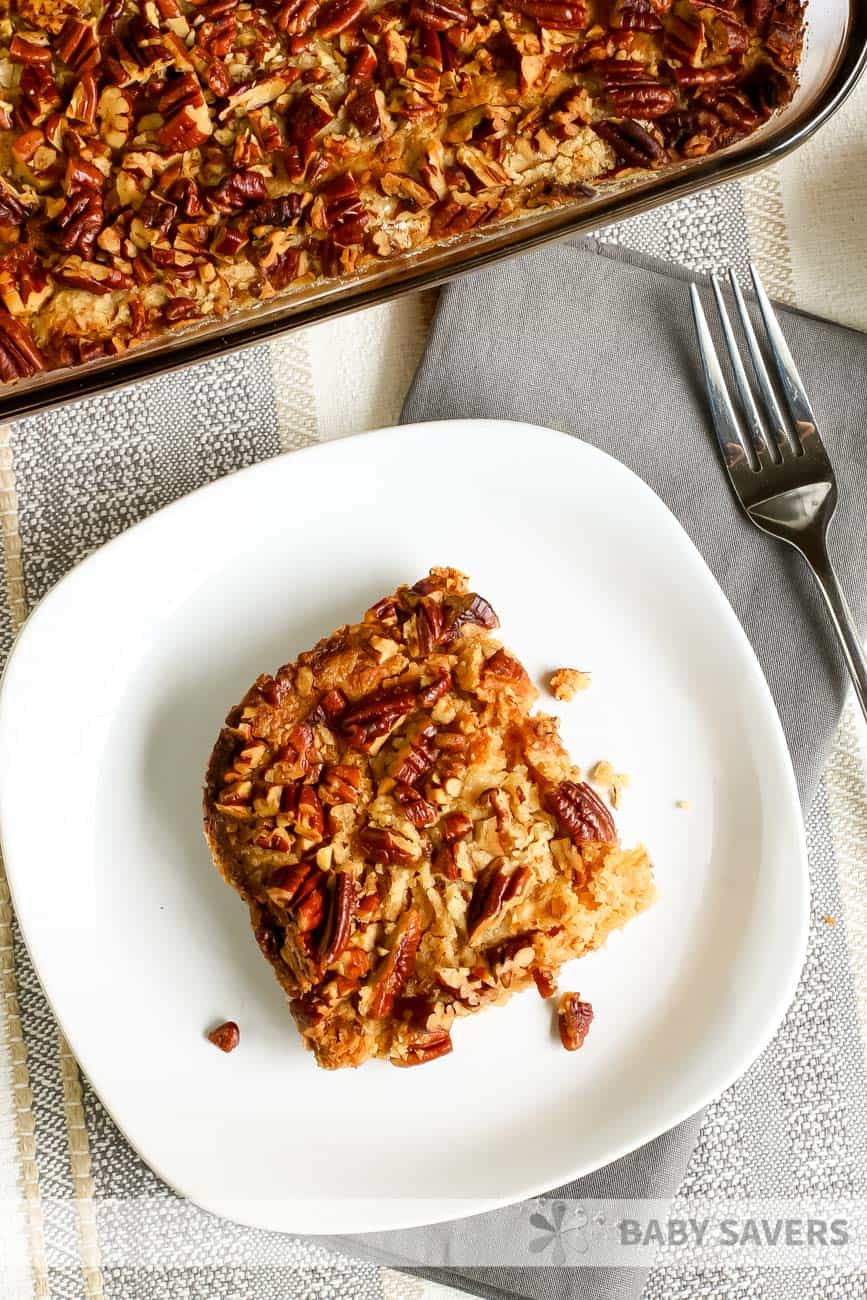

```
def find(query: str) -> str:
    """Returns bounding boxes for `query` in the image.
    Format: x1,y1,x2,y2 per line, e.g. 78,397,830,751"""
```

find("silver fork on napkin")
690,263,867,723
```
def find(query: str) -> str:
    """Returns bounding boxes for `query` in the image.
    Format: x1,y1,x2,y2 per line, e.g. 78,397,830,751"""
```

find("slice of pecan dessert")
203,567,654,1069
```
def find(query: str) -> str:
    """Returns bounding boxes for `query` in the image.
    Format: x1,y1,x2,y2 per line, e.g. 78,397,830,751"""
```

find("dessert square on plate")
204,566,654,1069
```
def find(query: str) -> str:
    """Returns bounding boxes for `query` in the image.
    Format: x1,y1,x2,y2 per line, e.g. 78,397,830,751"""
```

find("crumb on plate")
589,760,630,809
549,668,592,701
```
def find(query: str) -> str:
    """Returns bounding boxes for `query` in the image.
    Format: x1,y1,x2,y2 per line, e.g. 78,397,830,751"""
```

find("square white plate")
0,419,807,1235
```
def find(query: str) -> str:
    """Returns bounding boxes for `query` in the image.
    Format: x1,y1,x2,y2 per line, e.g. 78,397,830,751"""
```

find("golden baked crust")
0,0,805,382
203,567,654,1069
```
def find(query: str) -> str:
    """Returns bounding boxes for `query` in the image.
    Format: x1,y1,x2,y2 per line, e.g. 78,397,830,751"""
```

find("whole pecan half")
317,871,356,967
607,82,677,119
368,908,422,1018
409,0,469,29
56,18,101,73
416,596,447,655
558,993,593,1051
545,780,616,845
594,119,667,168
509,0,588,30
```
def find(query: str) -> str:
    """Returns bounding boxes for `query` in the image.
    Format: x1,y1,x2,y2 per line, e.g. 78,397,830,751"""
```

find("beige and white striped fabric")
1,68,866,1300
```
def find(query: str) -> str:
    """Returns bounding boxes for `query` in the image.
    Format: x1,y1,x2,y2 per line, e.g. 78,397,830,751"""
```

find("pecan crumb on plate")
206,1020,240,1052
203,567,654,1070
557,992,593,1052
549,667,591,700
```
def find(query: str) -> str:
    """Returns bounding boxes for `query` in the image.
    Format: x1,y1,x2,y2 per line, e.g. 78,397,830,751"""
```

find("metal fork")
690,264,867,723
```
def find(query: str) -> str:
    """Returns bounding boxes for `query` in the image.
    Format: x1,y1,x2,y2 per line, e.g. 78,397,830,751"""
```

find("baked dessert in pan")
0,0,805,382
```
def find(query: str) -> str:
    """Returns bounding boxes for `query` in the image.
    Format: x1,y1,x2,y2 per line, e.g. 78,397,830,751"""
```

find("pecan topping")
444,592,500,640
391,1029,453,1067
390,724,436,785
319,763,362,805
484,649,528,684
441,810,472,841
394,781,437,828
342,686,417,750
467,860,530,944
308,688,348,727
545,780,616,845
290,995,324,1029
419,672,451,706
317,871,356,968
0,0,801,387
409,0,469,29
207,1020,240,1052
0,312,44,381
594,119,668,168
557,993,593,1051
368,908,422,1018
358,825,416,865
268,861,321,905
532,967,557,999
295,786,325,840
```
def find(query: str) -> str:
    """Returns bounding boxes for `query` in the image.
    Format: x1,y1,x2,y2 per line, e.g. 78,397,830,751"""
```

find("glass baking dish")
2,0,864,422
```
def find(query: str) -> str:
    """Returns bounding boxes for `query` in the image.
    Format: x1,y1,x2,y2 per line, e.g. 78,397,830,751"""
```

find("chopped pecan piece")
358,825,416,865
533,967,558,999
342,685,417,750
467,860,530,944
394,781,437,828
557,993,593,1051
391,1029,453,1066
0,313,45,382
295,786,325,839
319,763,362,805
206,1020,240,1052
368,908,422,1018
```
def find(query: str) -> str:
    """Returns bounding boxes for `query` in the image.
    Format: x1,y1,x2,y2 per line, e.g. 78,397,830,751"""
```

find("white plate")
0,419,808,1236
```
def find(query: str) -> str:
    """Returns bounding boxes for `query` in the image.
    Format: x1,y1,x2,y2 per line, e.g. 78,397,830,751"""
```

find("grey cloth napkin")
330,239,867,1298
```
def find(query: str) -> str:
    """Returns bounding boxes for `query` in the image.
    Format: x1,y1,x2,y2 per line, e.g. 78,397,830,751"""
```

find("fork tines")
690,264,820,476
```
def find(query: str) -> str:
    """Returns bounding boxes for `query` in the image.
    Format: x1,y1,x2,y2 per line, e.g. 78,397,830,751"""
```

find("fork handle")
800,541,867,724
